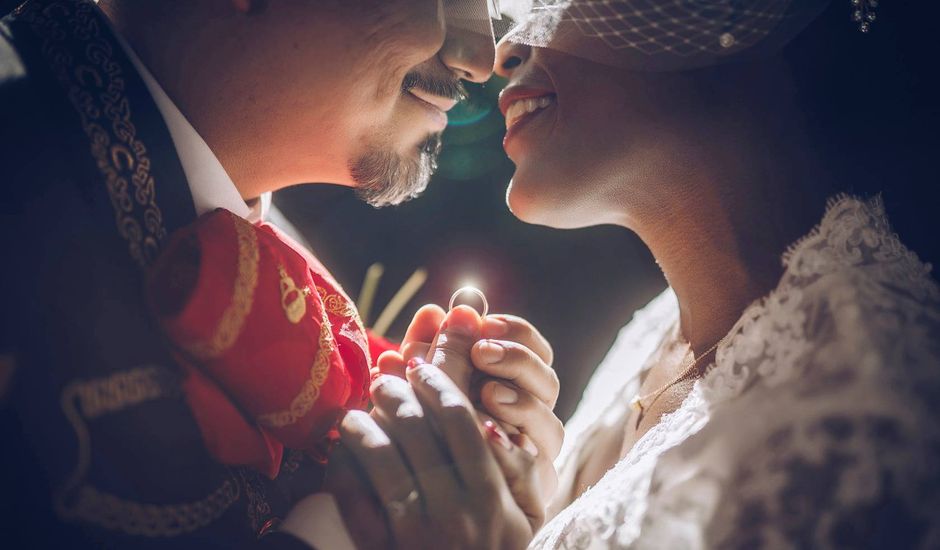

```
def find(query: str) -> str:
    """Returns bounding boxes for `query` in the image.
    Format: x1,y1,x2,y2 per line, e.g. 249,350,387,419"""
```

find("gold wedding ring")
448,286,488,318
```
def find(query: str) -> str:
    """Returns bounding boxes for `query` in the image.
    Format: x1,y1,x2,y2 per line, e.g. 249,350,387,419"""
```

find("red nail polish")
484,420,512,450
406,358,423,370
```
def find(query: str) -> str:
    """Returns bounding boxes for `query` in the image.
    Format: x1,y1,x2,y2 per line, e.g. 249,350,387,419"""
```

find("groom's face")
242,1,495,206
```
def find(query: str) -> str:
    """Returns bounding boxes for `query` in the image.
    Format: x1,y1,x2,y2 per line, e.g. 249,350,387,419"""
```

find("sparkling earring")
851,0,879,33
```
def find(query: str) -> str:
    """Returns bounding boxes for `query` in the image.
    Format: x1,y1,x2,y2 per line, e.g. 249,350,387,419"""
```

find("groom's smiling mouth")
407,88,458,132
402,70,466,133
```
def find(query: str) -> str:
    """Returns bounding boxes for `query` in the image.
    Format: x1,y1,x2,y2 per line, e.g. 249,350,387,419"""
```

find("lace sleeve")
640,391,940,550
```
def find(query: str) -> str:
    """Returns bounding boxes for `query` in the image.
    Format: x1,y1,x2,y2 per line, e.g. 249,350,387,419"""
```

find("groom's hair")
349,133,442,208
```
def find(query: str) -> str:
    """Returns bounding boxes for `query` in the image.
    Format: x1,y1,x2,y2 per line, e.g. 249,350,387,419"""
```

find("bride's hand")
328,363,540,549
374,305,563,500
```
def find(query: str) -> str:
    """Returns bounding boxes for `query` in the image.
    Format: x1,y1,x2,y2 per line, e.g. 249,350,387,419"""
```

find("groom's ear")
230,0,266,15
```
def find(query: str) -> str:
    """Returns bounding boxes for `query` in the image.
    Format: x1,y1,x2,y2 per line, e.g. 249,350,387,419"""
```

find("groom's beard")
350,69,463,208
350,133,442,208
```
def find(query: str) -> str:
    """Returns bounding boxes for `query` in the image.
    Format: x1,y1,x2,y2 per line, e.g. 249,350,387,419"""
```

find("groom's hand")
331,364,539,549
374,305,563,501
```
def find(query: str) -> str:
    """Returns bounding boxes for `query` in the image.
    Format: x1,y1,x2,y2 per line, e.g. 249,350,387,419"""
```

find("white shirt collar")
111,25,270,224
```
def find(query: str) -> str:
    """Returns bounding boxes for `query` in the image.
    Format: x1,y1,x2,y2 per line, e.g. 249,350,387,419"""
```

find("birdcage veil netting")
447,0,501,38
499,0,831,71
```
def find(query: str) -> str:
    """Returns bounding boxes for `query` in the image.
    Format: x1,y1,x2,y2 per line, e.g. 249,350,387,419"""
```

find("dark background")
275,79,667,421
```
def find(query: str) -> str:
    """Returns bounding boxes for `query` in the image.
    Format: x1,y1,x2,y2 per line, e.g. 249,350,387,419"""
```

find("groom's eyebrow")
401,71,468,102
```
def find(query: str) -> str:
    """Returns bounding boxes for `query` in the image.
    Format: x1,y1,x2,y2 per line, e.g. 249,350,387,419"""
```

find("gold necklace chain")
630,334,728,429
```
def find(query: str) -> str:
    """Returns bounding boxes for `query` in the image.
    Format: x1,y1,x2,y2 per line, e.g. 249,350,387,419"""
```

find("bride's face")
495,40,727,230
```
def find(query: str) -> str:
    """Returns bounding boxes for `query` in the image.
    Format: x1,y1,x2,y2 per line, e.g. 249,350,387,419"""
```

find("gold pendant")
278,266,308,324
631,397,645,429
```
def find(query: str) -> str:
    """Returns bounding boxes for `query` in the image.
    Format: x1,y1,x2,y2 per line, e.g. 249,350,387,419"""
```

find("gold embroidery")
185,213,260,359
257,303,334,429
56,367,239,536
22,1,239,535
74,366,172,419
236,468,272,534
278,265,308,324
69,480,239,538
316,285,372,370
317,286,357,318
280,449,305,475
20,0,166,267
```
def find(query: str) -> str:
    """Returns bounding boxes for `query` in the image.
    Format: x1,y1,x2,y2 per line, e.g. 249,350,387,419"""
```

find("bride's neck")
639,195,785,353
631,137,830,354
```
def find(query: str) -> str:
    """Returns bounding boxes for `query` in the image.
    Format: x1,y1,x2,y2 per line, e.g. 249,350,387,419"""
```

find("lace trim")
534,196,940,548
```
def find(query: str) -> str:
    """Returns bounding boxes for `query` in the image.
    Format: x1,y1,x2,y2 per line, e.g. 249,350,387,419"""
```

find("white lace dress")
532,196,940,549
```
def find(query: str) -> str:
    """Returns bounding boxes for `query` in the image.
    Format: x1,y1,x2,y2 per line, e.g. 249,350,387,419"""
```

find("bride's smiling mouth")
499,86,557,157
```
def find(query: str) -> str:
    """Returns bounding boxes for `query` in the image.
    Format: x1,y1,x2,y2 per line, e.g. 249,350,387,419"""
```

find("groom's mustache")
402,71,468,103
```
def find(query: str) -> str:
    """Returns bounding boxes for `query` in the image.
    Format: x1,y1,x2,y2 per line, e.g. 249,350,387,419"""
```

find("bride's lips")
499,85,557,156
407,88,459,132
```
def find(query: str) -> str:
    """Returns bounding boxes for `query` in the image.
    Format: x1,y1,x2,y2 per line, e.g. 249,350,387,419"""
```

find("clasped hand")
327,305,563,549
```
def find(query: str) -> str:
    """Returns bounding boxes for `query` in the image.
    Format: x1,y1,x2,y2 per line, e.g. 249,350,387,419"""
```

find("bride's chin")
506,177,583,229
505,178,543,225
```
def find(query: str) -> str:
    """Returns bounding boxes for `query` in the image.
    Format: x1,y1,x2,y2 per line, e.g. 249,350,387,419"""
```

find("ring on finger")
385,488,421,520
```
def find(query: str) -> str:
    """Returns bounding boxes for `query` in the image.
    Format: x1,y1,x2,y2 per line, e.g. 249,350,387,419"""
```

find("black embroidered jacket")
1,2,323,548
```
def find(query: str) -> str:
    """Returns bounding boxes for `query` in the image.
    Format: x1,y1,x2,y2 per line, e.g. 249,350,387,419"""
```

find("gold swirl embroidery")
20,0,167,267
68,480,239,538
279,449,305,475
316,285,372,370
74,366,171,419
257,302,334,429
236,468,272,534
55,366,239,536
184,213,260,359
317,286,357,318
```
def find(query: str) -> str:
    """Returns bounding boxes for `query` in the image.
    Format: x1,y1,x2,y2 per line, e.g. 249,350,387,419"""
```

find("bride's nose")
494,38,531,78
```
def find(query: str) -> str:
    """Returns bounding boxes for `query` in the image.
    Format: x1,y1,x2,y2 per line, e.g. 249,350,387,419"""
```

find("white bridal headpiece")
498,0,879,70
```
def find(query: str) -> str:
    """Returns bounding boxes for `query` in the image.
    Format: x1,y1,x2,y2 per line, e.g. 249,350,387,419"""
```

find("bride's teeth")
504,95,555,129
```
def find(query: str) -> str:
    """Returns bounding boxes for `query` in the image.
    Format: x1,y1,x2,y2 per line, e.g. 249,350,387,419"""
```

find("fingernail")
445,307,479,337
484,420,513,450
483,317,509,338
478,341,506,364
492,383,518,404
406,358,424,371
